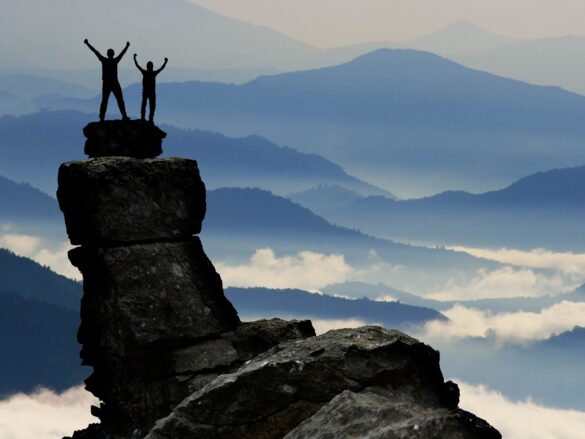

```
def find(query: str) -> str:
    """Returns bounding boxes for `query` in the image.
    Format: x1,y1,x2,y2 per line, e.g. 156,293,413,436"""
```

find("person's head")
107,49,115,58
147,61,154,71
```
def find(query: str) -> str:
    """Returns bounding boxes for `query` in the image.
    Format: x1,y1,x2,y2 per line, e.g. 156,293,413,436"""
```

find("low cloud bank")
460,381,585,439
417,301,585,345
0,231,78,280
217,248,353,290
433,246,585,301
429,266,578,301
0,386,97,439
2,381,584,439
449,246,585,275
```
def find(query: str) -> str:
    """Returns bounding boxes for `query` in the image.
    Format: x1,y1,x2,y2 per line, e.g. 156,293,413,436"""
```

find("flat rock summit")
59,121,501,439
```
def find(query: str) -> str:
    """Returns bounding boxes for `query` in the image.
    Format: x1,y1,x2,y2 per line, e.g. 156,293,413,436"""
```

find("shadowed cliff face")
58,121,314,438
58,120,500,439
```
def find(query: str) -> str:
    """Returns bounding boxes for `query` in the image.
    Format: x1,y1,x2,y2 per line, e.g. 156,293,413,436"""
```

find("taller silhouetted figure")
84,39,130,122
134,54,168,123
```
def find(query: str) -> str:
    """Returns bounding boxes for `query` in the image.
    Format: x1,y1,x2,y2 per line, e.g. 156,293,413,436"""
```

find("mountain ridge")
0,110,389,197
39,48,585,196
290,164,585,250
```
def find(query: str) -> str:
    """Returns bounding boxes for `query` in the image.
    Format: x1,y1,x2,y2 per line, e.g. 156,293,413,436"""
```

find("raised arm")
155,57,168,75
115,42,130,62
133,54,145,73
84,39,104,61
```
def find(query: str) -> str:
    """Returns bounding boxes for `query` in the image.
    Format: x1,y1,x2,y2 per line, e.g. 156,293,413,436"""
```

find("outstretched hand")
84,39,89,45
133,53,137,58
126,41,130,47
165,57,168,62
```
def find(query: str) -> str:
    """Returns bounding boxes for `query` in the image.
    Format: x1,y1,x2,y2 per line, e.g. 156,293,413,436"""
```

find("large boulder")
67,319,315,439
145,327,500,439
285,387,500,439
57,157,206,245
166,319,316,410
83,120,166,159
70,237,239,355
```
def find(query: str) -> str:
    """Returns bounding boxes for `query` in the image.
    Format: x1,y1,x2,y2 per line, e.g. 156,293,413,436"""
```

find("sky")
190,0,585,47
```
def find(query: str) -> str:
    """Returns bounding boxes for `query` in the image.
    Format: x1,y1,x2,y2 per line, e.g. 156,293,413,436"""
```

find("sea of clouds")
2,382,585,439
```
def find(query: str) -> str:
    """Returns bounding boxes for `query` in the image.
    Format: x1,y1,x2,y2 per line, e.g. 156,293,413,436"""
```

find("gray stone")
170,319,315,377
83,120,166,159
166,319,316,409
145,327,487,439
57,157,206,245
284,387,501,439
73,318,314,438
70,237,239,355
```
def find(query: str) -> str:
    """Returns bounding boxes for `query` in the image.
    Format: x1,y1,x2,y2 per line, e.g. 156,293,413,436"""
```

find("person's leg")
141,93,147,121
112,82,129,120
99,83,110,121
149,93,156,123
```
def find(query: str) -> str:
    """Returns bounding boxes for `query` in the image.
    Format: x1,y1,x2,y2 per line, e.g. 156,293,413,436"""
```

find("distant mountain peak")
400,19,517,56
445,19,492,32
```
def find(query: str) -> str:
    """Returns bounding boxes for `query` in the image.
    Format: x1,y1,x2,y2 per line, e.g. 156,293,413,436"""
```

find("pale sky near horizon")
190,0,585,47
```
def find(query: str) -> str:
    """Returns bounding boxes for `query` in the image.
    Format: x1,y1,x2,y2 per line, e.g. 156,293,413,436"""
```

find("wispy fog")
216,248,353,290
417,301,585,345
0,386,97,439
448,246,585,275
428,266,577,301
428,246,585,301
0,228,77,280
459,381,585,439
3,382,583,439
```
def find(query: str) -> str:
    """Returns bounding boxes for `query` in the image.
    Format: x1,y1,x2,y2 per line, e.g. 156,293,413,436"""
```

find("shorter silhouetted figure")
134,54,168,123
84,39,130,122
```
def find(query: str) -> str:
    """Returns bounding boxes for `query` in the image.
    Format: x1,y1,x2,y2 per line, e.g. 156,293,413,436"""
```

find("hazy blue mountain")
0,175,61,219
0,89,33,115
326,21,517,62
308,166,585,251
437,322,585,411
226,287,445,330
0,249,81,311
2,67,281,92
46,49,585,196
0,291,83,395
0,8,518,75
323,281,585,313
202,187,498,295
397,20,517,56
0,110,387,197
289,184,369,213
2,0,325,71
0,73,99,115
0,111,89,193
0,173,65,243
538,326,585,350
164,128,390,196
0,74,95,100
457,35,585,96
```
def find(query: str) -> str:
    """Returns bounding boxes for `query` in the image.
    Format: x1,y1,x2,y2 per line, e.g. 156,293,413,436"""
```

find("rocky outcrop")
60,121,500,439
60,122,315,438
84,120,166,159
58,157,206,245
285,386,499,439
145,327,500,439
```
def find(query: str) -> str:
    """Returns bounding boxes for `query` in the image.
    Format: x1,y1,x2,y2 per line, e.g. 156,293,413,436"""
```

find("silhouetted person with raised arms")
84,39,130,122
134,54,168,123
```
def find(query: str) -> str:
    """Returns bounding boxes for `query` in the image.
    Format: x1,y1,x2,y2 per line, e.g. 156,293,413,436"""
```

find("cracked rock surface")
60,124,501,439
285,387,500,439
58,157,206,245
83,120,166,159
145,327,501,439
